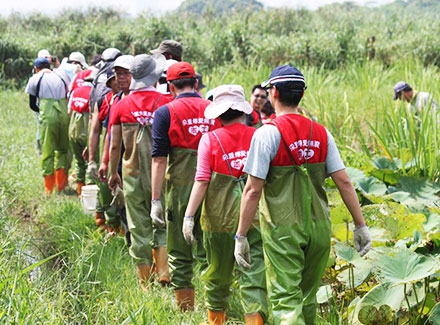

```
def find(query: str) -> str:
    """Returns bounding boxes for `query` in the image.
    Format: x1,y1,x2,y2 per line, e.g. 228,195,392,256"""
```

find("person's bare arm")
151,157,168,200
88,110,102,162
236,175,265,236
108,124,122,190
330,169,366,227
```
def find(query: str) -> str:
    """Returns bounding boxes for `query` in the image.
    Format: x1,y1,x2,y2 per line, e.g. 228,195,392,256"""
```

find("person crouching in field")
26,57,70,195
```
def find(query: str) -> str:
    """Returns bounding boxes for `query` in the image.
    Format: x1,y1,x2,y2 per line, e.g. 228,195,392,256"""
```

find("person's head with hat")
204,85,252,125
113,55,134,95
33,57,51,73
68,51,89,69
129,54,166,91
150,40,183,62
261,64,307,114
166,61,198,98
393,81,413,102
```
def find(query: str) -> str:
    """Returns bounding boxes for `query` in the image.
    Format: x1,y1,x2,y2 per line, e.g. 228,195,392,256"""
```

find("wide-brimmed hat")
129,54,166,90
204,85,252,119
393,81,411,100
150,40,183,59
261,65,306,90
68,51,89,69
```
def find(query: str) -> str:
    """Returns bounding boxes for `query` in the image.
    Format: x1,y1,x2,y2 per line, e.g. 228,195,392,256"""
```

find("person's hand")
108,173,121,191
234,235,251,269
98,163,108,183
182,216,195,245
354,225,372,256
87,161,98,180
110,184,125,207
150,200,165,228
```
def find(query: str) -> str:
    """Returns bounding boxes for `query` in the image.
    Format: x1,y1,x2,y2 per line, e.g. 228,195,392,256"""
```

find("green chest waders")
260,164,331,325
39,98,69,176
121,124,166,265
166,148,205,289
202,173,269,319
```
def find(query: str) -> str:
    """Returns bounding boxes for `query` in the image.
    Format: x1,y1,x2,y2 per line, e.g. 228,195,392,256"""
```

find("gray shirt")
25,69,69,100
244,123,345,180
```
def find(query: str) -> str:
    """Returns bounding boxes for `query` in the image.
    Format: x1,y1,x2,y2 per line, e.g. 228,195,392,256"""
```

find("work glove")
353,225,372,256
110,184,125,208
150,200,165,228
182,216,195,245
87,161,98,180
234,235,251,270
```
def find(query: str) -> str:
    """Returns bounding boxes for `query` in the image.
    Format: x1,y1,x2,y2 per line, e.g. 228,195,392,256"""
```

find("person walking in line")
25,57,70,195
234,65,372,324
67,51,94,196
108,54,172,290
183,85,268,325
150,61,221,312
89,55,133,237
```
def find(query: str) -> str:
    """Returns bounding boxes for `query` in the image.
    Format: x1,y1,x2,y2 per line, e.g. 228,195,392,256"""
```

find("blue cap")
393,81,410,100
34,57,50,68
261,65,306,89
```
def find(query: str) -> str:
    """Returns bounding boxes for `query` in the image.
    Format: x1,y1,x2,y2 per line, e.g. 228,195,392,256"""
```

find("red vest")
208,123,255,178
167,96,221,149
270,114,328,166
70,85,92,113
99,91,114,123
111,90,171,126
70,70,93,92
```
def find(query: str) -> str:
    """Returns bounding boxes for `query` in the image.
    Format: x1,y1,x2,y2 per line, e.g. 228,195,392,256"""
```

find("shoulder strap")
36,74,44,99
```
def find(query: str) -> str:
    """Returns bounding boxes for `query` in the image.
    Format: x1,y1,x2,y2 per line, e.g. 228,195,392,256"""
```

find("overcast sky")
2,0,394,17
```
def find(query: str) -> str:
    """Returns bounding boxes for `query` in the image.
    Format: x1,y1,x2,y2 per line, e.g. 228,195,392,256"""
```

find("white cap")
37,49,51,58
68,51,89,68
114,55,134,70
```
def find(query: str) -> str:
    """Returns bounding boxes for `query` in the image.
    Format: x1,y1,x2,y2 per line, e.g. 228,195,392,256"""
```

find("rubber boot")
154,246,170,286
44,174,55,195
137,264,152,292
207,310,226,324
151,248,158,280
245,312,264,325
175,288,195,312
55,168,68,192
94,212,107,232
76,182,85,197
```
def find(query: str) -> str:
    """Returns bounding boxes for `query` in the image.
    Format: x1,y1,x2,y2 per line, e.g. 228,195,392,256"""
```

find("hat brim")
130,54,166,90
204,101,253,119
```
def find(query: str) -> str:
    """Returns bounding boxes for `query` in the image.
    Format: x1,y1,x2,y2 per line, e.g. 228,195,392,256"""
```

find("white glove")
354,225,372,256
87,161,98,180
150,200,165,228
182,216,195,245
110,184,125,207
234,235,251,269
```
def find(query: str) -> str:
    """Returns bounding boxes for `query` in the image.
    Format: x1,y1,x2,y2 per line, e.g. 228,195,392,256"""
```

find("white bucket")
81,184,99,214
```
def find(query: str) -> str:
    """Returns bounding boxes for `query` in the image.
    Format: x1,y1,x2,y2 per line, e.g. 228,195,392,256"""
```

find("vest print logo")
298,148,314,161
230,158,247,170
132,111,153,126
289,139,320,161
73,97,88,108
188,124,210,136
